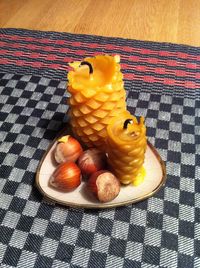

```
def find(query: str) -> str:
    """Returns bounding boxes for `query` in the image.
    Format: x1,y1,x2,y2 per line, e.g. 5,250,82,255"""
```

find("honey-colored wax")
106,112,147,185
67,55,127,149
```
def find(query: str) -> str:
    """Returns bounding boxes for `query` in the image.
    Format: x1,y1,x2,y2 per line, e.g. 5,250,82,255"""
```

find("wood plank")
0,0,200,46
177,0,200,46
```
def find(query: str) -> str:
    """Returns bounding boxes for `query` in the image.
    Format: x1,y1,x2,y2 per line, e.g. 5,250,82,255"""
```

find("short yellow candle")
67,55,127,149
106,112,147,185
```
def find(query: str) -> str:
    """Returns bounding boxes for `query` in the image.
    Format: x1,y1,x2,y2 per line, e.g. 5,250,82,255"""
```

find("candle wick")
80,61,93,74
123,119,133,129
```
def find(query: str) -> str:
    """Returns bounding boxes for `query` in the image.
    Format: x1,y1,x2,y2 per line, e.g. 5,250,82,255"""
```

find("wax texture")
106,112,147,184
67,55,127,149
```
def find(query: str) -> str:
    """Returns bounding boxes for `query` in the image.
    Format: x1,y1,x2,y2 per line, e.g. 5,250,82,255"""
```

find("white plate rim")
35,125,166,209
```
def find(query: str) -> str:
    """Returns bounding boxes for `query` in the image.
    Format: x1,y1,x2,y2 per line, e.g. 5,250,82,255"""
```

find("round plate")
35,127,166,209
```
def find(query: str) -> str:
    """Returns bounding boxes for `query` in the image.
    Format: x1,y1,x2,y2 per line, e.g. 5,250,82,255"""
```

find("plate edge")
35,126,167,209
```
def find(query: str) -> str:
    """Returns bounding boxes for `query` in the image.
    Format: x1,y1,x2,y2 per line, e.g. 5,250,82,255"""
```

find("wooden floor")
1,0,200,46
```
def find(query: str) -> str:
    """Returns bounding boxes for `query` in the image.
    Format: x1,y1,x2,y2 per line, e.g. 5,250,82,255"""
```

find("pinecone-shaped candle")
67,55,127,149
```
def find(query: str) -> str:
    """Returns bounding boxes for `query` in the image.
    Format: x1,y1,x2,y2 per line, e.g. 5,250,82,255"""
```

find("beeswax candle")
67,55,127,149
106,112,147,185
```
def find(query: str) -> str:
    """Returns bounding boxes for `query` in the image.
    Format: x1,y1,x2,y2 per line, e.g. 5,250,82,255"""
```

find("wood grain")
0,0,200,46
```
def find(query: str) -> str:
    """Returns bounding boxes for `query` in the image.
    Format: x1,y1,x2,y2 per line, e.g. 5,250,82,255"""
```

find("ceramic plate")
36,127,166,209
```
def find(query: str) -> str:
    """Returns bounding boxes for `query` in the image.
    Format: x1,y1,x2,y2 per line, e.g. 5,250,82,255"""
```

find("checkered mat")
0,28,199,268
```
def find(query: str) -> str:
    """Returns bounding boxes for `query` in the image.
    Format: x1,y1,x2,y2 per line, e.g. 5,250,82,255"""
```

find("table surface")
1,0,200,47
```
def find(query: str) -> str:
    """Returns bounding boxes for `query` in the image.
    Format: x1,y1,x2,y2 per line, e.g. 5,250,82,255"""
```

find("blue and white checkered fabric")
0,72,199,268
0,28,200,268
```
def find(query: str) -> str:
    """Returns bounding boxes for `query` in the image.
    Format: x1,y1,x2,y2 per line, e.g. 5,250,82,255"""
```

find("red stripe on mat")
0,40,199,72
0,58,66,70
1,33,200,61
0,57,197,88
0,48,199,79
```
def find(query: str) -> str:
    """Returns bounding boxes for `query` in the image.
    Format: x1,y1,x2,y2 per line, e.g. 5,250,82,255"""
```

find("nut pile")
49,135,120,202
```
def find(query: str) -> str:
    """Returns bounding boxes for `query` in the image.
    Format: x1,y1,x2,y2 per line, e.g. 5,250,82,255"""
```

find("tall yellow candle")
67,55,127,149
106,112,147,185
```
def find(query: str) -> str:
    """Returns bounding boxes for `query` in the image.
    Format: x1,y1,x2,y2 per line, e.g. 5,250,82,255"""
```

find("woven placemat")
0,28,199,268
